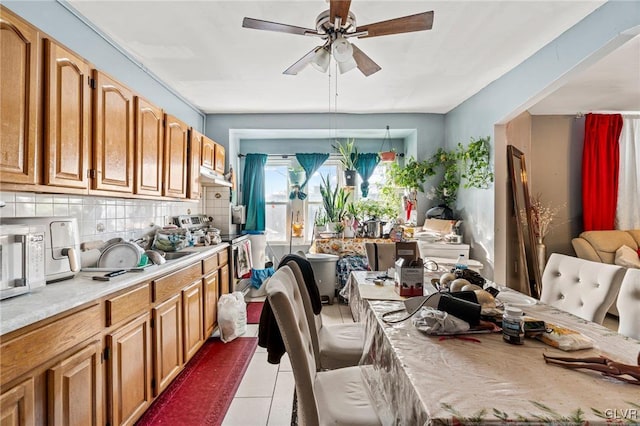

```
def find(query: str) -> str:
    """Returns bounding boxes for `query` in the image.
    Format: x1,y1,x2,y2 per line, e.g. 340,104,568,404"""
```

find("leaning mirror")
507,145,541,298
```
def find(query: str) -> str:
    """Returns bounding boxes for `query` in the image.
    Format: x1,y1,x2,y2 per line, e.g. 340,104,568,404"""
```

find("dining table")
347,271,640,425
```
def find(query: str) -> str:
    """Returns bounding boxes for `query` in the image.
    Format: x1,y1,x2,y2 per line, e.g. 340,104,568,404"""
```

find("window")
263,156,389,244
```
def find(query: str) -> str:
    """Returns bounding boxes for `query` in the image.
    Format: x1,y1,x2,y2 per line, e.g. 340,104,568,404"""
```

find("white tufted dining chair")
540,253,626,324
286,260,364,370
616,268,640,340
265,266,381,426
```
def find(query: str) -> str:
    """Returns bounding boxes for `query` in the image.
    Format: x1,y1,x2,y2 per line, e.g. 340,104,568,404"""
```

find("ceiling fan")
242,0,434,77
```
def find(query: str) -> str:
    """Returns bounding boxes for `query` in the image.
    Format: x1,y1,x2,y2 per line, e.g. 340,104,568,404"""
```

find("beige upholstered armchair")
572,230,640,264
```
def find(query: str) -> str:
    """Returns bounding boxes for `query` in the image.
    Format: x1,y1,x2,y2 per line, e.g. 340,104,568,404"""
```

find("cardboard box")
394,242,424,297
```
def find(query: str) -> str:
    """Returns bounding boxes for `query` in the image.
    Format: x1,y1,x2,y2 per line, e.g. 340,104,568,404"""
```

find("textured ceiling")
65,0,637,115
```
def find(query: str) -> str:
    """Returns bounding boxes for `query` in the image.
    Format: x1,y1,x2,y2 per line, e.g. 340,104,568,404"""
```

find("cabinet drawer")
0,303,102,385
202,254,218,275
153,263,201,302
218,249,228,266
106,283,151,327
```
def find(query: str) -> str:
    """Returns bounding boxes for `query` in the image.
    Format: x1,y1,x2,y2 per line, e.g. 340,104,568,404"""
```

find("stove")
173,215,251,296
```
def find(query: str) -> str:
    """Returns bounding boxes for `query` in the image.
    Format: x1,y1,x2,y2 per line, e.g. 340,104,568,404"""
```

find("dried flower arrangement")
529,194,563,241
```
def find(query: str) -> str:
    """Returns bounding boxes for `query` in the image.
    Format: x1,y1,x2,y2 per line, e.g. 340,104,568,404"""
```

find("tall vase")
536,237,547,278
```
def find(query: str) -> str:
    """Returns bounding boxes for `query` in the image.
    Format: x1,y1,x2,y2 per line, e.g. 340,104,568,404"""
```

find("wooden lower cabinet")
182,280,204,363
219,264,230,296
203,272,219,339
106,313,152,426
152,294,183,395
47,339,102,426
0,377,35,426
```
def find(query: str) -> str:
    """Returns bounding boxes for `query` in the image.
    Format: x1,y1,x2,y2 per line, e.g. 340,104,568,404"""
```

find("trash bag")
217,291,247,343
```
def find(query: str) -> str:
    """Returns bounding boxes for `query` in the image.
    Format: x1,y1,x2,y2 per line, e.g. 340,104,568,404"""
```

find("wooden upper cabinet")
188,130,202,200
0,7,40,185
43,39,91,189
92,70,134,193
163,114,188,198
134,97,163,196
201,136,215,170
214,143,225,174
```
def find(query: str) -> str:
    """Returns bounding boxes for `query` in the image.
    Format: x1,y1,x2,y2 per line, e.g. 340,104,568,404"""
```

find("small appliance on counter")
1,217,81,283
0,224,46,300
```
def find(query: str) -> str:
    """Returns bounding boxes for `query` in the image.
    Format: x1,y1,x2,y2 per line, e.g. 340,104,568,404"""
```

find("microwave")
0,224,46,300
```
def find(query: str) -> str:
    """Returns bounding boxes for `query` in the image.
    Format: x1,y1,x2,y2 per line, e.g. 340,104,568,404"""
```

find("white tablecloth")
348,272,640,425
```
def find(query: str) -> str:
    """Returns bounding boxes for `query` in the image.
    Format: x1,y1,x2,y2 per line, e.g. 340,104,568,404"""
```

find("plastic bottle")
455,254,468,270
502,306,525,345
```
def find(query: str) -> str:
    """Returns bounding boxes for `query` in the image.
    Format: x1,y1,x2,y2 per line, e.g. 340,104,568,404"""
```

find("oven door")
0,233,29,300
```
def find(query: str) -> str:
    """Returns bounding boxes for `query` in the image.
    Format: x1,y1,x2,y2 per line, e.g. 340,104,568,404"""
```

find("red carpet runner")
246,301,264,324
136,337,258,426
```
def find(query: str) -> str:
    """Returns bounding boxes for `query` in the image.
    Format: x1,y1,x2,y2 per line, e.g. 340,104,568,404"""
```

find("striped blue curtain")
242,154,267,231
355,153,380,197
293,153,329,199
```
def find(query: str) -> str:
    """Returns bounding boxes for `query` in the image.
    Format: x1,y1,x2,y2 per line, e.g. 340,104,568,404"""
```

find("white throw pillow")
614,245,640,269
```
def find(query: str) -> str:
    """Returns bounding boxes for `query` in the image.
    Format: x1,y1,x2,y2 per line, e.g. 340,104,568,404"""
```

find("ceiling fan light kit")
242,0,434,77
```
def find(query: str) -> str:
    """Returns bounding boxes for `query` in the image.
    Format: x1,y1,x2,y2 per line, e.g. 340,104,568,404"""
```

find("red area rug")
246,301,264,324
135,337,258,426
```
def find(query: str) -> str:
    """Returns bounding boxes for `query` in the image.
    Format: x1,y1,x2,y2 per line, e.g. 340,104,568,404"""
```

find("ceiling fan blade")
356,11,434,38
283,47,322,75
351,44,381,76
243,17,316,36
330,0,352,26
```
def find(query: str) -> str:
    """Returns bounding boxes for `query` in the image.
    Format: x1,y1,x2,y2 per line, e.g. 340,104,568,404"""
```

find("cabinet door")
134,97,163,196
187,129,201,200
47,340,103,426
182,280,204,362
43,39,91,189
0,8,40,185
203,272,218,339
219,264,230,296
201,136,215,170
0,377,35,426
92,70,134,192
162,114,188,198
214,143,225,174
106,313,152,426
152,294,182,395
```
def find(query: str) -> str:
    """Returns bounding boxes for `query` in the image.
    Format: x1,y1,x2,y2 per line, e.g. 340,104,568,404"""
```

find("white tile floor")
222,301,620,426
222,300,354,426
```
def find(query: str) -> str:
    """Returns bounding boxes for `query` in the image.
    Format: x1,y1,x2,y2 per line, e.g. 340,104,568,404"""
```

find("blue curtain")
355,153,380,197
242,154,267,231
292,153,329,199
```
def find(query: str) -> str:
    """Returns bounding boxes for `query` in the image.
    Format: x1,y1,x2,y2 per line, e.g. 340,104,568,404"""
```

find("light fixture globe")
332,36,353,63
337,56,357,74
311,47,330,72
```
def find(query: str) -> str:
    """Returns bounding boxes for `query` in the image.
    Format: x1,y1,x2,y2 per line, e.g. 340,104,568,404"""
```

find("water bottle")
455,254,468,270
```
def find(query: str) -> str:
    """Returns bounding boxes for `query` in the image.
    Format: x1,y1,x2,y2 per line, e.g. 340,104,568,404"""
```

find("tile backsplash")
0,192,197,243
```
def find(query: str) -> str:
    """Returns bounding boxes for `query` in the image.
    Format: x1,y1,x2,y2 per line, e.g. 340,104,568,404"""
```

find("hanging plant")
388,157,436,192
332,138,358,170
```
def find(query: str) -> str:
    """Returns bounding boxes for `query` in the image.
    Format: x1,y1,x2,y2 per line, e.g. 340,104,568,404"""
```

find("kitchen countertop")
0,243,229,337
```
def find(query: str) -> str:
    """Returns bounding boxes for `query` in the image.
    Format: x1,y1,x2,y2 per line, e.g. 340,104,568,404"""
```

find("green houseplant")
319,174,349,230
332,138,358,186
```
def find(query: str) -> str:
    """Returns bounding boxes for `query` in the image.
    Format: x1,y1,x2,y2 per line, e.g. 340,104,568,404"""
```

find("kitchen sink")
163,251,197,261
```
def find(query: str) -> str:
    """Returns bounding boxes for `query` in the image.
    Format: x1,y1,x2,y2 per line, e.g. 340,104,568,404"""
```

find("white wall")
445,1,640,284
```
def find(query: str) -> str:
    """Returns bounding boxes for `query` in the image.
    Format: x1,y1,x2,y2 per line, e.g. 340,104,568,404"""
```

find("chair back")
286,260,323,363
265,266,320,426
365,242,396,271
617,268,640,340
540,253,625,324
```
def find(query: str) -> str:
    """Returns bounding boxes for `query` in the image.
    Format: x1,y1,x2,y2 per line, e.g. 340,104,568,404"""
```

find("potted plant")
319,174,349,231
314,211,328,237
332,138,358,186
288,166,305,186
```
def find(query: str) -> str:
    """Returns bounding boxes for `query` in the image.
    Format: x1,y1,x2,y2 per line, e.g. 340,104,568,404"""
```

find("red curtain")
582,113,623,231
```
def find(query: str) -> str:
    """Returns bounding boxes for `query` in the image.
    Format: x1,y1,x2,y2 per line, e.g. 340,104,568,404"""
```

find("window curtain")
242,153,267,231
616,116,640,229
582,113,623,231
291,153,329,200
354,153,380,197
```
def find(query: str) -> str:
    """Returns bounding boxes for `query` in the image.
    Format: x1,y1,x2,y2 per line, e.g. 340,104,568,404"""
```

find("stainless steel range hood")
200,166,231,187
